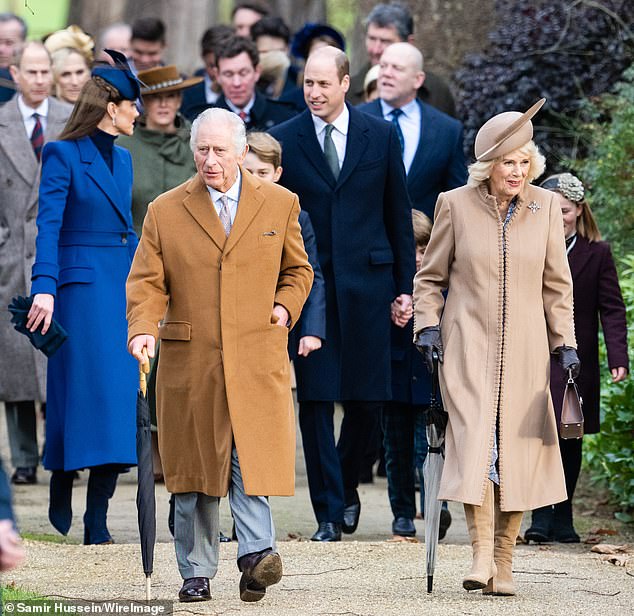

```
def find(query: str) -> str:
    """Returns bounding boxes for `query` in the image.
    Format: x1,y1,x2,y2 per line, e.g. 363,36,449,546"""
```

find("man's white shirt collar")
226,95,255,116
17,96,48,120
379,97,418,119
311,104,349,137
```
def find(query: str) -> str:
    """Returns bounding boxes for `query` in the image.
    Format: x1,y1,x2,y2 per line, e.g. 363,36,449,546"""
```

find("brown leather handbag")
560,370,584,439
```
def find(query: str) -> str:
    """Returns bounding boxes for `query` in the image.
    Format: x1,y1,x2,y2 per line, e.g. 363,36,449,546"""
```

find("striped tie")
31,113,44,161
218,195,232,236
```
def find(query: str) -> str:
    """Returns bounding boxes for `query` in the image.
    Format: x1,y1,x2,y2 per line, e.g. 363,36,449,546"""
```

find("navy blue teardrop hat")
91,49,143,100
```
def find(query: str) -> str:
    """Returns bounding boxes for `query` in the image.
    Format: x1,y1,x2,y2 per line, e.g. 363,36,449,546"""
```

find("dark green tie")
323,124,340,180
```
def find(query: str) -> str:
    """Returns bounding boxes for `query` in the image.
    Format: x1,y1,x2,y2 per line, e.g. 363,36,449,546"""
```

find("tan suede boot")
483,494,523,596
463,480,496,590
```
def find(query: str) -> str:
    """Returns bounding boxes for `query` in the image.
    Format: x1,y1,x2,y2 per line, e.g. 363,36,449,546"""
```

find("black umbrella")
136,350,155,600
423,352,449,593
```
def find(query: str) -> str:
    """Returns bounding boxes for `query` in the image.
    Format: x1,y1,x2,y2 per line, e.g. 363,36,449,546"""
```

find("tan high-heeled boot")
463,479,496,590
483,488,523,596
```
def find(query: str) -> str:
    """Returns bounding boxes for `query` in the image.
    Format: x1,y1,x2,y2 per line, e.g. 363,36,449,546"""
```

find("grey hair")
98,22,132,51
467,140,546,187
11,40,50,69
0,13,27,40
190,108,247,154
365,2,413,40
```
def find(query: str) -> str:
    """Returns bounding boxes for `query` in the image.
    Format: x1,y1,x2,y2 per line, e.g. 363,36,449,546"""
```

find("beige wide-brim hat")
474,98,546,161
137,65,203,96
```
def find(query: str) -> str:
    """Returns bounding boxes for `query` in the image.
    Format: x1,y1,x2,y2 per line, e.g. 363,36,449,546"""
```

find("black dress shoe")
219,530,232,543
553,522,580,543
342,501,361,534
12,467,37,485
311,521,342,542
178,577,211,602
238,549,282,602
438,507,452,540
392,517,416,537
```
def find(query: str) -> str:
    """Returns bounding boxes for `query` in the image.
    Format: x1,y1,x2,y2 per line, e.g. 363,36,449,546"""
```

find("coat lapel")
568,234,592,278
183,174,228,251
336,106,369,188
223,167,265,256
407,100,436,185
0,98,38,184
296,110,337,188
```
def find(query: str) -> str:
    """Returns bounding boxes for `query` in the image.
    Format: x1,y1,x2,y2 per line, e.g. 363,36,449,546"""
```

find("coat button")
121,235,128,245
412,376,418,382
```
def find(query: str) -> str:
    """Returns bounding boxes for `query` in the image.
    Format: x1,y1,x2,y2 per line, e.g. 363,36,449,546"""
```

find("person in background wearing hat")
213,36,296,131
119,65,202,236
413,99,579,596
347,2,456,117
44,25,94,106
524,173,628,545
26,51,141,544
118,64,202,482
0,41,72,487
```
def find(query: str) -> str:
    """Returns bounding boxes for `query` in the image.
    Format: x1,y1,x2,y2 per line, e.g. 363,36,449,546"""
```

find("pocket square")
8,295,68,357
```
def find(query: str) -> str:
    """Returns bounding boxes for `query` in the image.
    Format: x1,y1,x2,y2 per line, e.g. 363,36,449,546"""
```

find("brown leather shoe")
178,577,211,602
238,549,282,602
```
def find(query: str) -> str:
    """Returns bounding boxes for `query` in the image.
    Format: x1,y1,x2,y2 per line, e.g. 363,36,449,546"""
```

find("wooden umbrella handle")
139,347,150,396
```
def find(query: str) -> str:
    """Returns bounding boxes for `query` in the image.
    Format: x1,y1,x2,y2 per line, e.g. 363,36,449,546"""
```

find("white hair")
189,107,247,154
467,140,546,187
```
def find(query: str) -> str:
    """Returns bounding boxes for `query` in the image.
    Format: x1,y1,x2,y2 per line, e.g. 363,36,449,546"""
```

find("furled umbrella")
136,349,155,600
423,352,449,593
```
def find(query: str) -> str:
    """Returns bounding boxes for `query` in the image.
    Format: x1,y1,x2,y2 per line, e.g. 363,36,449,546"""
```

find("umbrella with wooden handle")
136,349,156,600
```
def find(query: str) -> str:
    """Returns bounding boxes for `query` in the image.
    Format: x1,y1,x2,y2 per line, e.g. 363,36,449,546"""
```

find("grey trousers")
5,401,39,468
174,447,276,580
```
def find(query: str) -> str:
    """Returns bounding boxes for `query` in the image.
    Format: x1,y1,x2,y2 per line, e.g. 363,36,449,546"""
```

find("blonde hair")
246,131,282,168
412,209,432,246
467,140,546,187
51,47,90,99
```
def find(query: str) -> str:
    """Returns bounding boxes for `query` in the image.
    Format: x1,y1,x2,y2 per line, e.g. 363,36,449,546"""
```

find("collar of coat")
183,166,266,254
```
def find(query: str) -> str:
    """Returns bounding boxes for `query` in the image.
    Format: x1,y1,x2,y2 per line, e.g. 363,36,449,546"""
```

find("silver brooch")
528,201,541,213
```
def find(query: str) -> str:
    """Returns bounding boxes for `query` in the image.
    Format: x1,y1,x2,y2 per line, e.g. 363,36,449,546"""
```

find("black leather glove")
555,345,580,379
415,325,443,374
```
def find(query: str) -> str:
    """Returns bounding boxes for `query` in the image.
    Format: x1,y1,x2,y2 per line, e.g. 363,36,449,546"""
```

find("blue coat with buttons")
30,137,138,471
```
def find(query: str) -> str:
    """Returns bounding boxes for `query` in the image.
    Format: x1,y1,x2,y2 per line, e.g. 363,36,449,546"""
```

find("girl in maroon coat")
525,173,629,543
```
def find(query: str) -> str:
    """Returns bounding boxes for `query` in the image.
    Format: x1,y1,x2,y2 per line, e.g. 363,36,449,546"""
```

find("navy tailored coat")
288,210,326,362
550,235,629,433
271,105,416,401
30,137,138,471
358,99,467,219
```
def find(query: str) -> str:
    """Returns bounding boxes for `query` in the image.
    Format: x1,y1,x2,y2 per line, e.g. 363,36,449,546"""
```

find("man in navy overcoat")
270,46,415,541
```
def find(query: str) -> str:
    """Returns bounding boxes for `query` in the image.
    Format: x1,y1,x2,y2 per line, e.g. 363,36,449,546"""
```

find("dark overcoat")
0,96,71,401
30,137,138,471
550,235,629,433
358,99,467,219
270,105,416,402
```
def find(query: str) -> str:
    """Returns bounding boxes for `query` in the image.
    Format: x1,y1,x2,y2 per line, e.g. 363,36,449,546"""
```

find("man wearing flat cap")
127,107,312,603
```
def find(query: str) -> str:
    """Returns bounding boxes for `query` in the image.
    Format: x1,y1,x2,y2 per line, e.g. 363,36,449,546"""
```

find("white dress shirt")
17,96,49,137
225,95,255,122
207,169,242,225
311,105,349,169
203,73,220,105
380,98,420,174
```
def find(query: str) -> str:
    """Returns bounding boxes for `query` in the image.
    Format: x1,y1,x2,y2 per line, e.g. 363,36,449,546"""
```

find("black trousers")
299,401,381,523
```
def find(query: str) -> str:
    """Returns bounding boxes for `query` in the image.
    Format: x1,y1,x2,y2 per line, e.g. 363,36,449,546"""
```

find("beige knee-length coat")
126,169,313,497
413,183,575,511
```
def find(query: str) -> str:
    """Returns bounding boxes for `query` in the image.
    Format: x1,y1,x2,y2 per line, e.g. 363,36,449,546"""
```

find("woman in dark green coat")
119,65,202,479
118,65,202,236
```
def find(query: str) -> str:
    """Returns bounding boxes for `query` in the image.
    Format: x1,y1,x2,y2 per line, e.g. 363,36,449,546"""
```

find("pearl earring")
112,115,117,127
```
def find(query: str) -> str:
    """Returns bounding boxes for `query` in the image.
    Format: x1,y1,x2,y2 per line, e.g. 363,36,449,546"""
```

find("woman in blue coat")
26,52,141,544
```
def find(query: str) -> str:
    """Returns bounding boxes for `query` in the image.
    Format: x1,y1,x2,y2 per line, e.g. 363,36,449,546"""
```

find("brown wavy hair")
58,76,123,141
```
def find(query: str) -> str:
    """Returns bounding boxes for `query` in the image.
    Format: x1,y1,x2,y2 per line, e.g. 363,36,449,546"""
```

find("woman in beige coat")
413,99,580,596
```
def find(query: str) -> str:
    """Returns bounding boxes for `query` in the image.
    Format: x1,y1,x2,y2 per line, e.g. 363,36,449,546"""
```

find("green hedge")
582,254,634,521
